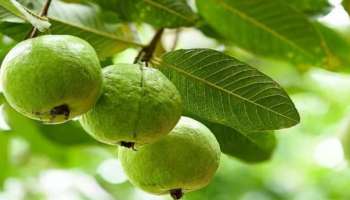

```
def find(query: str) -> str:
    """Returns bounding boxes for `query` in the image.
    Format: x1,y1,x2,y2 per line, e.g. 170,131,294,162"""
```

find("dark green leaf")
343,0,350,16
188,114,276,163
37,121,99,146
282,0,332,16
159,49,300,133
196,0,330,67
0,34,15,63
0,132,9,188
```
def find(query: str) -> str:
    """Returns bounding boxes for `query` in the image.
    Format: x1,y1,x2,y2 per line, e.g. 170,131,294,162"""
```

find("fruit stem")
170,189,183,200
134,28,164,66
26,0,53,39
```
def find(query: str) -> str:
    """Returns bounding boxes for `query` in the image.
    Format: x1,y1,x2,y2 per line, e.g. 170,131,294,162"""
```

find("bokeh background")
2,0,350,199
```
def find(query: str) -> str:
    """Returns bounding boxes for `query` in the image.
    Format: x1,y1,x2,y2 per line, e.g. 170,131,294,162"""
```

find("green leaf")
196,0,330,67
282,0,332,16
0,0,50,31
116,0,198,28
343,0,350,16
315,23,350,70
0,132,9,188
36,121,99,146
0,6,23,23
189,114,276,163
62,0,198,28
0,34,15,64
0,0,142,59
159,49,300,132
2,103,66,162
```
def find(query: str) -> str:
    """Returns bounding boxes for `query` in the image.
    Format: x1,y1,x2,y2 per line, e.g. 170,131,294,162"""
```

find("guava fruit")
118,116,221,199
79,64,182,147
0,35,102,124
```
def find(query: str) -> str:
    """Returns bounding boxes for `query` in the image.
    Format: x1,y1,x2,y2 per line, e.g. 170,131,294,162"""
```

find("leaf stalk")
134,28,164,66
26,0,52,39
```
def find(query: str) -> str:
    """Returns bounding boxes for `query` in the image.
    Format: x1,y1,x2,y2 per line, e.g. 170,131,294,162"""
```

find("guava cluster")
1,35,221,199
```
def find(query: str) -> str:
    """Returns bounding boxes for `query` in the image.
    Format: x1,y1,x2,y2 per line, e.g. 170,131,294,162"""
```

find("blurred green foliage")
2,0,350,200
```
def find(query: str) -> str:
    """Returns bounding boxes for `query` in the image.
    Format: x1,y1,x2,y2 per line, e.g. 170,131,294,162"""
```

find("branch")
26,0,53,39
134,28,164,66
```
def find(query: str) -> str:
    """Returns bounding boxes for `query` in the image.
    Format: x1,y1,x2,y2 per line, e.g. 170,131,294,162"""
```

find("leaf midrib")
0,1,47,21
161,58,298,124
50,17,144,47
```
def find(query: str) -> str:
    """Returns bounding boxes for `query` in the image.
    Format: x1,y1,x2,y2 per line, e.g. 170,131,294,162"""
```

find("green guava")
118,116,221,199
79,64,182,147
0,35,102,123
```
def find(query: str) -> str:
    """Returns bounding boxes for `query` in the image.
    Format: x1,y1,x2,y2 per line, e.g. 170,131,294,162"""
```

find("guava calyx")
170,189,183,200
120,141,136,150
49,104,70,121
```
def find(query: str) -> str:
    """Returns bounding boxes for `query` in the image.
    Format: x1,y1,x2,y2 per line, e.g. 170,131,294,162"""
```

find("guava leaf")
196,0,330,67
0,34,15,63
343,0,350,16
0,0,142,59
2,103,66,162
315,23,350,70
282,0,332,16
0,132,9,189
0,0,50,31
115,0,198,28
159,49,300,133
59,0,198,28
0,6,23,23
188,114,276,163
37,121,99,146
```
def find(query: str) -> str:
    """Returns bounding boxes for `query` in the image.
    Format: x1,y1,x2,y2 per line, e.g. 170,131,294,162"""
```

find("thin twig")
26,0,53,39
134,28,164,66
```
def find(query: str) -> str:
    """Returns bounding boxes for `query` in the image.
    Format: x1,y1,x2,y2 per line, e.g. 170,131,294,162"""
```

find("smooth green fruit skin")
0,35,102,123
119,117,221,195
80,64,182,145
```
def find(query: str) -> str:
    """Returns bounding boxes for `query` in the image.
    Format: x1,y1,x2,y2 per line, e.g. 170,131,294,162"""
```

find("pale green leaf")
315,23,350,70
2,103,66,162
0,0,50,31
0,6,24,23
0,0,142,59
196,0,330,67
159,49,300,132
116,0,198,28
63,0,198,28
